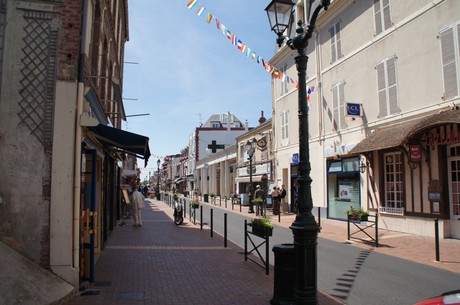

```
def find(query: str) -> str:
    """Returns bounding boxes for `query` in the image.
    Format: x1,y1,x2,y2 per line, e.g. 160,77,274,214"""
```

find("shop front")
350,109,460,238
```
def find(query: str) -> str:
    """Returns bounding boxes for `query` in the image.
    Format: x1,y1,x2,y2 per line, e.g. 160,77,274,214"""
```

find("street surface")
196,202,460,305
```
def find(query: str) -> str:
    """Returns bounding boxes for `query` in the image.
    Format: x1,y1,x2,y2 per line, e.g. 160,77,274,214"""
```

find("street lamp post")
245,138,257,214
184,164,188,197
265,1,330,305
156,159,161,200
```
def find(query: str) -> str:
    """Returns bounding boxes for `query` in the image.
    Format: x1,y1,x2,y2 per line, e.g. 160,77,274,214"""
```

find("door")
448,156,460,239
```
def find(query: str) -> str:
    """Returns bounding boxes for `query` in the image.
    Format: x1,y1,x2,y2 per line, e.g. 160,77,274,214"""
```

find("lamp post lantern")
245,138,257,214
265,1,330,304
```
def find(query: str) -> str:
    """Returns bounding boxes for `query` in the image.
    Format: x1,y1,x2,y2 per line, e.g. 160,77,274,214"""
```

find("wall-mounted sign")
292,153,299,164
409,145,421,163
346,103,362,117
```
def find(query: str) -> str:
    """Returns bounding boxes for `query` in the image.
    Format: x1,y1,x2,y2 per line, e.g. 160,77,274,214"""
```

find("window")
332,82,347,130
439,22,460,100
377,56,399,117
280,64,288,96
382,152,404,214
373,0,392,35
280,110,289,145
329,21,343,63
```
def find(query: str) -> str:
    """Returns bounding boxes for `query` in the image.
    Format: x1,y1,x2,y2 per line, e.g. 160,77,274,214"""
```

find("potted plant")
252,198,264,206
346,206,369,221
191,200,200,209
250,215,274,237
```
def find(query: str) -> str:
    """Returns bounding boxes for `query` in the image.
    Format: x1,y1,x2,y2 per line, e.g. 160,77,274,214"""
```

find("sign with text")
346,103,362,117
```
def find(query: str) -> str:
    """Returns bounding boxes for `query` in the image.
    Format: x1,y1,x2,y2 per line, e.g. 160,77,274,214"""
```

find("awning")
349,109,460,155
89,124,151,166
235,175,264,183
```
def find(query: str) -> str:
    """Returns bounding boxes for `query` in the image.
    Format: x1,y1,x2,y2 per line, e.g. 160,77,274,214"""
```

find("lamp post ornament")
265,1,330,305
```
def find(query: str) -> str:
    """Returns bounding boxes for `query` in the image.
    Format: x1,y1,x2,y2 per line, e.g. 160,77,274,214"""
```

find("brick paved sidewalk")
64,198,343,305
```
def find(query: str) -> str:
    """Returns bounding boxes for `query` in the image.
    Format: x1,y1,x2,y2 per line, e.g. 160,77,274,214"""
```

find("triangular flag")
187,0,198,9
206,13,213,23
216,19,220,29
232,35,237,45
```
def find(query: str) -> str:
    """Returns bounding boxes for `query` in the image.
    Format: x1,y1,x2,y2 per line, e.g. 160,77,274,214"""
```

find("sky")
122,0,278,175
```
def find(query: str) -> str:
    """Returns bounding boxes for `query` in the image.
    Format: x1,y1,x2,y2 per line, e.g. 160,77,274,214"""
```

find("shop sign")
426,124,460,149
346,103,362,117
409,145,421,163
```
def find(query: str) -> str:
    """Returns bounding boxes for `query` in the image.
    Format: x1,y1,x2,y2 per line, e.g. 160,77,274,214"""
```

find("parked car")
413,290,460,305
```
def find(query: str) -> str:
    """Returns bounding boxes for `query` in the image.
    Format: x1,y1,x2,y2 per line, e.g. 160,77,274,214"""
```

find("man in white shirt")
131,186,146,227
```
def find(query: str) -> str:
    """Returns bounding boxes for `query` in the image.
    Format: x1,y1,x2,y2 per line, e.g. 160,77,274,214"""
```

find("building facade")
270,0,460,238
0,0,149,289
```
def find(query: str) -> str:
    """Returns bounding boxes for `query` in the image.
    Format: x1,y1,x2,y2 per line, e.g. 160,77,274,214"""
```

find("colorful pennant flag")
196,6,205,16
185,0,298,88
187,0,198,9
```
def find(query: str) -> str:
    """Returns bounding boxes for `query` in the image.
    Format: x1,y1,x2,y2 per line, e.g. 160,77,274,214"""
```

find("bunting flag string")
184,0,318,95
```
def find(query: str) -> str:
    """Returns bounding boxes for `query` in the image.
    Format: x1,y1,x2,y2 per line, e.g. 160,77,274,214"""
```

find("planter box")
252,225,273,237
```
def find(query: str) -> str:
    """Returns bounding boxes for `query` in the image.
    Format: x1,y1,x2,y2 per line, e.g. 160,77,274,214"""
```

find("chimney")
258,111,266,124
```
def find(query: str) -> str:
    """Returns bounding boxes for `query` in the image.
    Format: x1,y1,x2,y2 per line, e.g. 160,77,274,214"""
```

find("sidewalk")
64,198,344,305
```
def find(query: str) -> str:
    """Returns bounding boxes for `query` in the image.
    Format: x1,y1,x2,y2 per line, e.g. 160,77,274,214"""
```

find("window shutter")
332,85,339,130
284,111,289,138
339,83,347,129
382,0,391,31
330,26,337,62
374,0,382,35
377,62,387,117
336,23,342,59
440,26,458,99
387,57,398,114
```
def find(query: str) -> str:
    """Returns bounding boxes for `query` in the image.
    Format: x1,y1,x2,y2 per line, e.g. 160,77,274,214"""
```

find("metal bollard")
210,209,214,238
200,206,203,230
435,218,440,261
224,213,228,247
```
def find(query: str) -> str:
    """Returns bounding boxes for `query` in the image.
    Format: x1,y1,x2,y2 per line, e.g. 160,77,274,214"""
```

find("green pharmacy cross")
207,140,225,153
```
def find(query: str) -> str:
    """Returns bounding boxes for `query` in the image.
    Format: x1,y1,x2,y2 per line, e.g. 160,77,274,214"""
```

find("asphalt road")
195,203,460,305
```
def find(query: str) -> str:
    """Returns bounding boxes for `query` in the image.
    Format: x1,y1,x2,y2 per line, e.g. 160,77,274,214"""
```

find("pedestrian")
253,185,265,214
272,186,280,215
131,185,145,227
280,185,287,214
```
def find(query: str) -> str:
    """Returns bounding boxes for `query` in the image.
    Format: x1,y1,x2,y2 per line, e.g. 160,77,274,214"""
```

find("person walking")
272,186,280,215
131,186,145,227
280,185,287,214
254,185,265,215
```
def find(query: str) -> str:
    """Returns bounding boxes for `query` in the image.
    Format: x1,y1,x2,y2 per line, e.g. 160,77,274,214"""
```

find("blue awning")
90,124,151,166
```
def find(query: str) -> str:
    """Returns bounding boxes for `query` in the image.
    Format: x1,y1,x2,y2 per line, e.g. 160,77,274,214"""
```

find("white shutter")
330,26,337,62
332,85,339,130
336,23,342,59
440,26,458,99
377,62,387,117
374,0,382,35
382,0,391,31
387,57,398,114
339,83,347,129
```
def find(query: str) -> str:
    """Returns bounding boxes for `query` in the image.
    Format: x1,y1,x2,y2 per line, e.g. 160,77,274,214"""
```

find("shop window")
382,151,405,214
327,157,360,220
